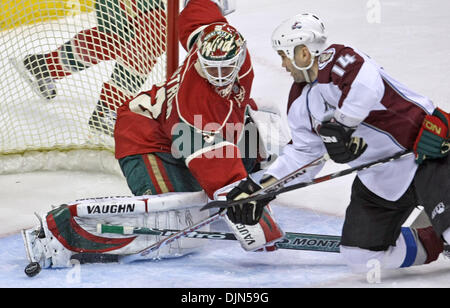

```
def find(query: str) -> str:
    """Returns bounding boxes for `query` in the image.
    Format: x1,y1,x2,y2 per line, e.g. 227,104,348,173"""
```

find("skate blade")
21,229,36,263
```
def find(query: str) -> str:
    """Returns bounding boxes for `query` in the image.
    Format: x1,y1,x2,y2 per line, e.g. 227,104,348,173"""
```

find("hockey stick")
97,223,341,253
201,150,413,210
70,224,341,264
118,210,228,263
71,236,341,265
117,155,328,264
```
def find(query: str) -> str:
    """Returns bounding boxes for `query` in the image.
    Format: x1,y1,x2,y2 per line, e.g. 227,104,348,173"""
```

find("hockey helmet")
271,13,327,60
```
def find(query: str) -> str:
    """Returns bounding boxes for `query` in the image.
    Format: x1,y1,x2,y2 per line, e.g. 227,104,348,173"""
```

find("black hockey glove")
226,177,275,225
318,121,368,164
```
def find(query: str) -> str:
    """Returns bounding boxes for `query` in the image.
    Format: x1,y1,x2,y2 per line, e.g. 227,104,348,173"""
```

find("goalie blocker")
22,192,210,268
214,178,285,252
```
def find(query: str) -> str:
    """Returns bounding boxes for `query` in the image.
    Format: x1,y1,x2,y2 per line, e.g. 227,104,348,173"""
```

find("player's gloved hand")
318,120,367,164
414,107,450,164
226,177,275,225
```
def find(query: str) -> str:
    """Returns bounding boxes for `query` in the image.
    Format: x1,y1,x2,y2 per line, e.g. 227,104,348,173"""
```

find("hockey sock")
389,226,443,268
341,226,444,273
400,226,443,267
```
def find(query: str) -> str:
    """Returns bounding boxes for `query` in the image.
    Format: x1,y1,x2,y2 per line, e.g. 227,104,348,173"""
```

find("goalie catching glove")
216,176,284,252
414,107,450,164
318,120,368,164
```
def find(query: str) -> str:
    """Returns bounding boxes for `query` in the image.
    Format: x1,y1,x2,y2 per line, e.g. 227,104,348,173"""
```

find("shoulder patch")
318,48,336,70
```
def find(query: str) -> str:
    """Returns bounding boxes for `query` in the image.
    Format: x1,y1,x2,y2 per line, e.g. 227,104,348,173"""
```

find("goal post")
0,0,179,175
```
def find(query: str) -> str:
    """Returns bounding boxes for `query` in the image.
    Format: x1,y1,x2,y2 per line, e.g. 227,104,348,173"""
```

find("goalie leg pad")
22,193,210,268
22,212,74,268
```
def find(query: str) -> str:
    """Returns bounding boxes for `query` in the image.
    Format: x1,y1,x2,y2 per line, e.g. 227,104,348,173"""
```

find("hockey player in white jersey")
230,13,450,272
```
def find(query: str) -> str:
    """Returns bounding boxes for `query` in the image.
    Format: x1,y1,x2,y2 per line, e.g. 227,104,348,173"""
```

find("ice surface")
0,206,348,288
1,0,450,288
1,205,449,288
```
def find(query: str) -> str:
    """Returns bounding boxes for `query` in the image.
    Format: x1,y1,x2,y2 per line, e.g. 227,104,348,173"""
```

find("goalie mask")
197,23,247,87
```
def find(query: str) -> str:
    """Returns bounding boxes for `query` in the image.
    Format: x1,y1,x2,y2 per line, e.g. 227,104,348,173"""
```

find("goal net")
0,0,178,175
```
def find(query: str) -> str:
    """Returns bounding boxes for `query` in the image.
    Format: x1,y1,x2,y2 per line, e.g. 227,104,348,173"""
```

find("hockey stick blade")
98,223,237,240
202,150,413,210
72,230,341,265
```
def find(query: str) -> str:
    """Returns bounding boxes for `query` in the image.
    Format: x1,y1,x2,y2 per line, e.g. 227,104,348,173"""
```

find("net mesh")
0,0,173,163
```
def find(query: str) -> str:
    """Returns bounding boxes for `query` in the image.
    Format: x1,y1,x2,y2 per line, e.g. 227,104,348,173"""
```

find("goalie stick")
97,223,341,252
201,150,413,211
70,226,341,264
119,210,228,263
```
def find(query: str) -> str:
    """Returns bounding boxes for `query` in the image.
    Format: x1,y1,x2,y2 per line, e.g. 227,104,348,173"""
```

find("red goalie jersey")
114,0,257,198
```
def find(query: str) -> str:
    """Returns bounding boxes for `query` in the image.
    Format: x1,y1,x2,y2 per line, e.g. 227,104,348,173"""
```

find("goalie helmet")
271,13,327,60
197,23,247,87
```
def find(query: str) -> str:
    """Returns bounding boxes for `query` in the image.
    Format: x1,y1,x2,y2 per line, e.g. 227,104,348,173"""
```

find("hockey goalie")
21,0,286,271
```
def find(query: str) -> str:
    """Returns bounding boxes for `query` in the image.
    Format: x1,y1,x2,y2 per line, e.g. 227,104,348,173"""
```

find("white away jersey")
266,44,436,201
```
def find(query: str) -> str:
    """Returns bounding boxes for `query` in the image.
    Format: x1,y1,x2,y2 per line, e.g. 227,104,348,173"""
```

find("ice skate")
88,103,117,137
11,54,57,100
21,213,53,269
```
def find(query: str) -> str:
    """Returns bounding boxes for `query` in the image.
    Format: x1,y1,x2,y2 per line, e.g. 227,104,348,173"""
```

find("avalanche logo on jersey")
318,48,335,70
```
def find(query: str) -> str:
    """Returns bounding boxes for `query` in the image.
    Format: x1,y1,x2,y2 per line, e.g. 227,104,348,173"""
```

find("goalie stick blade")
276,233,341,253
